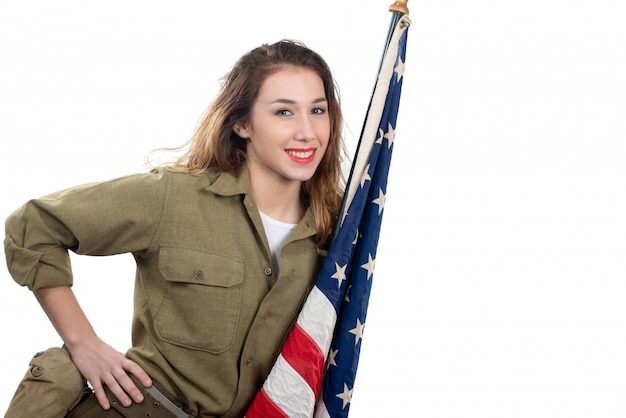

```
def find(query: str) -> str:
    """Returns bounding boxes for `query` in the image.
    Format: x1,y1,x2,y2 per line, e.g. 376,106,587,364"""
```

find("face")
235,67,330,188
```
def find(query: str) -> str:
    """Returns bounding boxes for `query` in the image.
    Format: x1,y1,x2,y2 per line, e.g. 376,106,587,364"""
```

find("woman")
4,39,345,417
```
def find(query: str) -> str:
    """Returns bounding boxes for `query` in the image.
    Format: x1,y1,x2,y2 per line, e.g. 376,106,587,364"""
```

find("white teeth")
287,150,313,158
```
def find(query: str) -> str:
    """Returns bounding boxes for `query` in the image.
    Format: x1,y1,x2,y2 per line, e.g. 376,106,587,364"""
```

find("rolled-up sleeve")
4,168,170,290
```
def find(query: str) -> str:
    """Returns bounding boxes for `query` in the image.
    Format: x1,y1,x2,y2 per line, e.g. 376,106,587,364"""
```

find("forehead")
257,67,326,100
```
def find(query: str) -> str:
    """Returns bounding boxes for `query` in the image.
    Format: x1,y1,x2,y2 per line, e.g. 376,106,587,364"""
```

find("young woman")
4,39,345,417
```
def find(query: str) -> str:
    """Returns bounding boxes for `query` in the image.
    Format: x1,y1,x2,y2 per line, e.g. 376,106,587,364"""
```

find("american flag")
246,12,410,418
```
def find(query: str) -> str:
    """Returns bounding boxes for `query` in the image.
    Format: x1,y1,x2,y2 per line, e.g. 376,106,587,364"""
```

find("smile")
286,148,316,163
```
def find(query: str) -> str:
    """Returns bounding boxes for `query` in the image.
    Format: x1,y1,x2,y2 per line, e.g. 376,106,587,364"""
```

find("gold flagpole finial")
389,0,409,15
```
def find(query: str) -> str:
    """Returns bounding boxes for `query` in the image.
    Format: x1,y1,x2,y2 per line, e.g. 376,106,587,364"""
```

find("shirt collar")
204,165,251,196
203,165,318,238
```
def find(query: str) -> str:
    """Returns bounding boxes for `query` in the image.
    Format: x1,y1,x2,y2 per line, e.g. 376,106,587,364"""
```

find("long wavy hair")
171,40,346,247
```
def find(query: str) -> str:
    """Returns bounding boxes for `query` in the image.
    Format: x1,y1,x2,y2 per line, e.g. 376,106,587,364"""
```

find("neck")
247,167,306,224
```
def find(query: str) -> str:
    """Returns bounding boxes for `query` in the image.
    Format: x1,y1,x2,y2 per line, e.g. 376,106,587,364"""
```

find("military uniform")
4,167,326,417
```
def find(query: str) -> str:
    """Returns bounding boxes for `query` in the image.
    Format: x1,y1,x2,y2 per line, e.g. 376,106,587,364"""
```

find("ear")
233,122,251,139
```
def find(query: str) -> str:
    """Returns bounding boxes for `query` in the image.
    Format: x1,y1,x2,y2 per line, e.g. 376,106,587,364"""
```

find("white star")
383,122,395,148
327,348,338,369
372,188,386,215
359,163,371,188
336,383,353,410
375,127,384,145
361,253,376,280
349,318,365,346
331,263,347,289
395,56,405,82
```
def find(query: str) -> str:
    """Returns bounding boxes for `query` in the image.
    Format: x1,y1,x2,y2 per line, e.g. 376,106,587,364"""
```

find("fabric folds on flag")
246,13,410,418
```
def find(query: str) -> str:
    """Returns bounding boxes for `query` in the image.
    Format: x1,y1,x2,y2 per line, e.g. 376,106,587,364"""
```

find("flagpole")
336,1,409,236
389,0,409,15
383,1,410,76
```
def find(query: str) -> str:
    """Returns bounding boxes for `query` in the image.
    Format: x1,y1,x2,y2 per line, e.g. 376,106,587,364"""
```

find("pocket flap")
158,247,243,287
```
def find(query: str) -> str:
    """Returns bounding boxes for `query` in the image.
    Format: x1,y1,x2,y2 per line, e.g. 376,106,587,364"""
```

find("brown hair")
171,40,345,247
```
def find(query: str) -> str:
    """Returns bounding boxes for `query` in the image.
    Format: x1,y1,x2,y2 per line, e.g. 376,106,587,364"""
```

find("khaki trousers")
5,347,90,418
5,347,192,418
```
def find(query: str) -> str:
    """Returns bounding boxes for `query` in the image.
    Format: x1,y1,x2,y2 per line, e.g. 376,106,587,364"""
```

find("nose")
295,114,316,142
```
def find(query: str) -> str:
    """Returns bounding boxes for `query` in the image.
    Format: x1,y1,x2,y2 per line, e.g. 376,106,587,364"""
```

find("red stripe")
246,388,289,418
281,323,326,397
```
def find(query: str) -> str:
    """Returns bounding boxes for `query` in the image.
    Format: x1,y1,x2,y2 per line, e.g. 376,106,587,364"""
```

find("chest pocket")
156,247,243,354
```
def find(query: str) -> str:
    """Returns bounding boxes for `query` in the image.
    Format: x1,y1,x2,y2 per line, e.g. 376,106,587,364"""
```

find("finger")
102,375,133,408
121,357,152,388
113,368,145,404
90,381,111,410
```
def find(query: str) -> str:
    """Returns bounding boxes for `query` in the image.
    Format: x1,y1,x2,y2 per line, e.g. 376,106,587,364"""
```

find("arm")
5,170,170,409
34,286,152,409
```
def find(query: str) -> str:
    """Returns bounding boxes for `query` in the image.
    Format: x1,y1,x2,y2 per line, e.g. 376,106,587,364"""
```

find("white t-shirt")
259,211,297,278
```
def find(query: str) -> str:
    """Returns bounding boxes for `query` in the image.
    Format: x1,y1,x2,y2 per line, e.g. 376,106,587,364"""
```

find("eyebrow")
270,97,328,105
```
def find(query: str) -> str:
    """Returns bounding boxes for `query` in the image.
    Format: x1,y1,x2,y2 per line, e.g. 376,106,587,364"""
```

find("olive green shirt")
4,167,326,417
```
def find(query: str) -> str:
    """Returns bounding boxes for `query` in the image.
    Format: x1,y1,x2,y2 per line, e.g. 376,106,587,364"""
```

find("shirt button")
194,270,204,280
263,312,271,320
246,356,253,364
264,267,272,276
30,366,44,377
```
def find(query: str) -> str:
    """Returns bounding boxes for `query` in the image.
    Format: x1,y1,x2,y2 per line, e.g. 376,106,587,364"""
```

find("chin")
287,168,318,183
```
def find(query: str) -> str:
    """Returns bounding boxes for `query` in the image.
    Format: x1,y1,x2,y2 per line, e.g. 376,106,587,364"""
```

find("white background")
1,1,625,416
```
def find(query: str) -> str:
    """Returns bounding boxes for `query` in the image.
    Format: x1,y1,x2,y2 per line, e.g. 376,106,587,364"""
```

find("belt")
105,376,193,418
131,375,192,418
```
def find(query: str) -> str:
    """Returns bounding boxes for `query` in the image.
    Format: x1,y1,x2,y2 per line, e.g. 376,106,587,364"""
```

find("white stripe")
263,354,316,418
313,398,331,418
297,286,338,357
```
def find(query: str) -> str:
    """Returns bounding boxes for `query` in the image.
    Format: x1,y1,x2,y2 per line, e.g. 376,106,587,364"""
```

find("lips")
286,148,316,164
